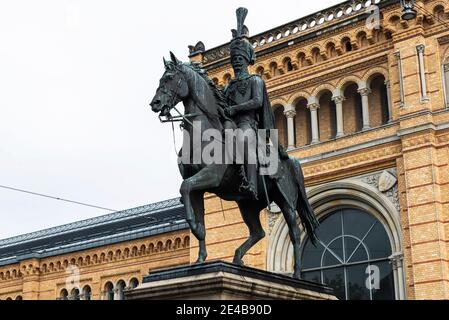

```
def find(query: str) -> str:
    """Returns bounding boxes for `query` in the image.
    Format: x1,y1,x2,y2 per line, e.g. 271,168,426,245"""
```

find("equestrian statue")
150,7,319,278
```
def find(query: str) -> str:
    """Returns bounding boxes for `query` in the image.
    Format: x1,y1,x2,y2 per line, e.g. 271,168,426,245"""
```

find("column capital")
357,87,371,96
307,103,320,111
389,252,404,271
331,95,345,103
284,109,296,118
393,51,401,59
384,79,391,87
444,63,449,72
416,44,425,54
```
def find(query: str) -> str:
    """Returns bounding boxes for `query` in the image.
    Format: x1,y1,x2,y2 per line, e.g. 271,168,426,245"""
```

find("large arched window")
300,208,395,300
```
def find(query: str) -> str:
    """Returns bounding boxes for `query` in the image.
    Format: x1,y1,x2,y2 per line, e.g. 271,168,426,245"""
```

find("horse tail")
291,158,320,246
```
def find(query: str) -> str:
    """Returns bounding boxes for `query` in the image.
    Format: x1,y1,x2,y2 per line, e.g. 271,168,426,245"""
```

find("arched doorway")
301,208,395,300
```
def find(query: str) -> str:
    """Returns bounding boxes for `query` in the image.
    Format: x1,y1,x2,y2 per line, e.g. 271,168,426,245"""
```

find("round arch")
336,75,363,91
362,67,389,87
311,83,336,99
270,98,287,111
287,91,311,106
267,179,404,299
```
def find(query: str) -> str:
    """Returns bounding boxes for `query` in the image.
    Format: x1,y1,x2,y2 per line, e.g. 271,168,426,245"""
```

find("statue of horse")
150,52,318,278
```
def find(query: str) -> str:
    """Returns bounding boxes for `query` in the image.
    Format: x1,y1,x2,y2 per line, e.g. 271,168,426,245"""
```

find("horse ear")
163,57,170,69
170,51,181,65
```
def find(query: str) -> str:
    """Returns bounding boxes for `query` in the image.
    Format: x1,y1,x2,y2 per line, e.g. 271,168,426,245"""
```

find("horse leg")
277,200,302,279
233,200,265,266
191,191,207,263
179,165,224,262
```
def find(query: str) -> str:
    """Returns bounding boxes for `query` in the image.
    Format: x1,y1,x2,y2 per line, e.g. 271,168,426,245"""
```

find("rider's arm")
230,77,264,113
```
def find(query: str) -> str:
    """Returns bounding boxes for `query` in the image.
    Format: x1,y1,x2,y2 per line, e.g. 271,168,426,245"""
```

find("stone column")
331,95,345,137
416,45,429,102
390,252,405,300
394,51,405,107
358,86,371,130
307,97,320,144
444,63,449,108
384,80,393,122
283,105,296,150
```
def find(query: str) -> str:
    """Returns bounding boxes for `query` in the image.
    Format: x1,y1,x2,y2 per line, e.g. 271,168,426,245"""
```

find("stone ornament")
378,170,397,192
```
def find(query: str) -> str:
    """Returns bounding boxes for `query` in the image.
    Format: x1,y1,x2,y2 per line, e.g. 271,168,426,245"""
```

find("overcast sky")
0,0,342,239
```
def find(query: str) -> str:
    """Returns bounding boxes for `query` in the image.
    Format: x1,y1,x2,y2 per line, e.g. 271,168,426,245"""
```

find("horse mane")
181,62,228,112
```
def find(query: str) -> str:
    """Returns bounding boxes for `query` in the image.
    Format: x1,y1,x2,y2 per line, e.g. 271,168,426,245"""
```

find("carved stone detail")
266,203,281,235
360,169,400,212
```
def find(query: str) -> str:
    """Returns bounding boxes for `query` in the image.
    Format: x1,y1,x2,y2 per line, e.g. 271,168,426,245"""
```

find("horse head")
150,52,189,117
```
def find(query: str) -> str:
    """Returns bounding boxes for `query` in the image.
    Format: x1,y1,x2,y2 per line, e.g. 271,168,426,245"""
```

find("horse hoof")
195,254,207,264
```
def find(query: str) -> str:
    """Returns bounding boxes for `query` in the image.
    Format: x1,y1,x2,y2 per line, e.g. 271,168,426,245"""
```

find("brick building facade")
1,0,449,300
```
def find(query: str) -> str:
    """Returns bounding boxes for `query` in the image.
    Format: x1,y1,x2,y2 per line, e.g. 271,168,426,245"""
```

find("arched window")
116,280,126,300
59,289,69,300
104,282,114,301
15,296,22,300
342,82,363,133
70,288,80,300
317,90,336,141
342,37,352,52
367,74,390,126
294,98,311,146
129,278,139,289
82,285,92,300
300,208,395,300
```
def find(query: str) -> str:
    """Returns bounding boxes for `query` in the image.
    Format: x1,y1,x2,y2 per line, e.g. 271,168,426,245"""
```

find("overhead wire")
0,184,117,212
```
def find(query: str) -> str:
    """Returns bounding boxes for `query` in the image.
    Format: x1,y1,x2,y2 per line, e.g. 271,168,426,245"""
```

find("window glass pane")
323,267,346,300
343,209,375,239
346,263,371,300
327,237,344,263
300,208,396,300
301,240,325,269
302,270,321,284
345,237,368,263
364,222,392,259
323,249,341,267
371,260,395,300
316,211,342,244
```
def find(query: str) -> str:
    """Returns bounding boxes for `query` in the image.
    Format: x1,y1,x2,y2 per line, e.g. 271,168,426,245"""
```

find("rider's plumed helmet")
230,7,256,65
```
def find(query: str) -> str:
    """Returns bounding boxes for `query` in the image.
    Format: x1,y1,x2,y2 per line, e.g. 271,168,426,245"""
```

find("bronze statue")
149,8,319,279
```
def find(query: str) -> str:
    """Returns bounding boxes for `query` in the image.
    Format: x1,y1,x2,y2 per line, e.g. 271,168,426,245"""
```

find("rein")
159,67,226,148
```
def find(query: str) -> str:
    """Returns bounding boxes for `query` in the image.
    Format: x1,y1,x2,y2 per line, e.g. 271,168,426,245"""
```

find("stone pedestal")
125,261,336,300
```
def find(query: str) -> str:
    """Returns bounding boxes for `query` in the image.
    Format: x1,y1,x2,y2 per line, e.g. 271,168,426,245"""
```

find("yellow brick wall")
0,230,190,300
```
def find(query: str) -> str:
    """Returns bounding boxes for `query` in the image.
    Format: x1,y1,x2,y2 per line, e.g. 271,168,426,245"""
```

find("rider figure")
223,8,278,200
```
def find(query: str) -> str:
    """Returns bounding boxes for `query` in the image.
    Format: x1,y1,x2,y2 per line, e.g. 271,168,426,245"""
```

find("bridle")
157,73,199,127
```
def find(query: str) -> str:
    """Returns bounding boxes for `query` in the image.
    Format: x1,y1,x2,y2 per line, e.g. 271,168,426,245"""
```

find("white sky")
0,0,342,239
